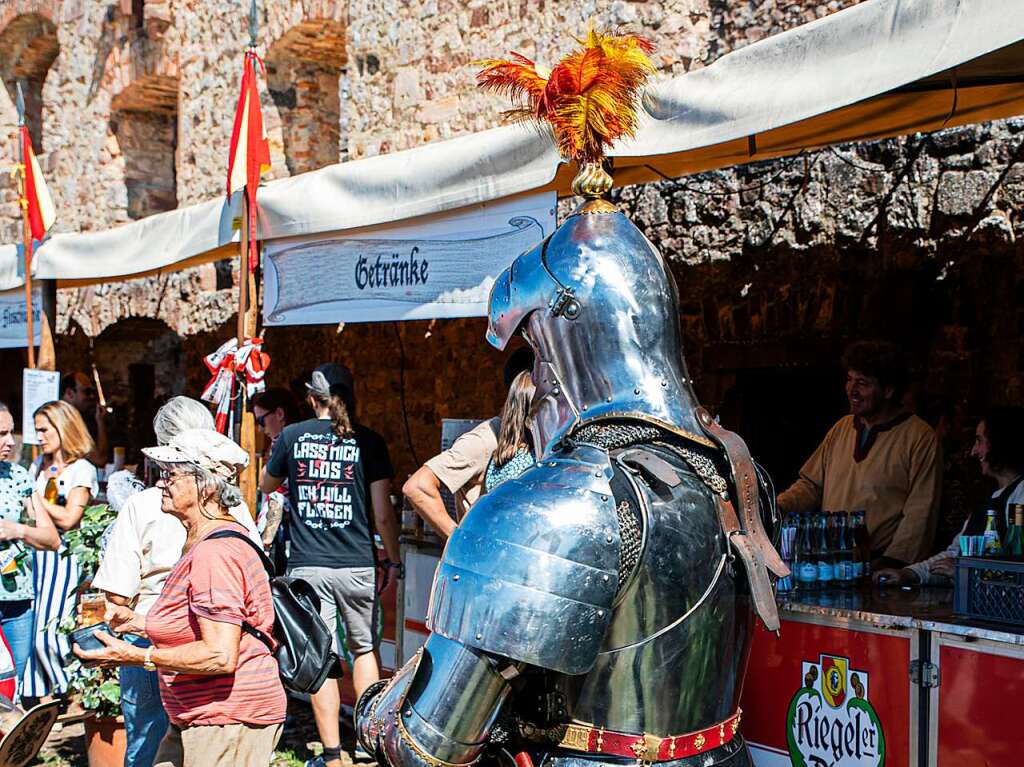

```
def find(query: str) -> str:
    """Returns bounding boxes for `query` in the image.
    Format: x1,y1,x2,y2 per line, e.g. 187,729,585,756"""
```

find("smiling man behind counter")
777,340,942,570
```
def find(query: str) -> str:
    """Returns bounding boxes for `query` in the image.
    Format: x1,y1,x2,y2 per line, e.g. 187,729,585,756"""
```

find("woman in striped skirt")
24,401,98,701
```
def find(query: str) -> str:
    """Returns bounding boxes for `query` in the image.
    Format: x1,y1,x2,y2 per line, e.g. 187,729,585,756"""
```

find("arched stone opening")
0,13,60,153
109,74,179,219
58,316,186,463
266,19,347,175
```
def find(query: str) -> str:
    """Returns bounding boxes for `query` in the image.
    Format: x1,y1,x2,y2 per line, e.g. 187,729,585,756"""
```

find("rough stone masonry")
1,1,1022,541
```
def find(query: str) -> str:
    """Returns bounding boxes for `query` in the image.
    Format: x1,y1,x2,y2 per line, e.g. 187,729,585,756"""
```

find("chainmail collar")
569,420,729,499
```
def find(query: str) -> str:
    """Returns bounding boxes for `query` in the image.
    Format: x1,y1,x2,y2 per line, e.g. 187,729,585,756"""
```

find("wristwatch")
384,560,405,580
143,645,156,672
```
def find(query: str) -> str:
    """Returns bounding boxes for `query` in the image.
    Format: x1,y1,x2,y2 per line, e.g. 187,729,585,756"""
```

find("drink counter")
740,586,1024,766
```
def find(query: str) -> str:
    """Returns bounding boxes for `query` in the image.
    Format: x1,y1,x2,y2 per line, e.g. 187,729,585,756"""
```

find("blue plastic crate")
954,556,1024,627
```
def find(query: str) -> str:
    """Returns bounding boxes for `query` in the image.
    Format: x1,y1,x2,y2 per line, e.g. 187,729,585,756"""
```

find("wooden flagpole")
236,3,260,518
15,83,36,370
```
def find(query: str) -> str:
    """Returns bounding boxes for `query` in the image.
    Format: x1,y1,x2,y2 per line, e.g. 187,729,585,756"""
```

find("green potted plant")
60,502,127,767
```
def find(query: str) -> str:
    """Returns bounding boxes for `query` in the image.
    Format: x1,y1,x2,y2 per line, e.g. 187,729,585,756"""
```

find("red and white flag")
20,126,55,241
226,50,271,270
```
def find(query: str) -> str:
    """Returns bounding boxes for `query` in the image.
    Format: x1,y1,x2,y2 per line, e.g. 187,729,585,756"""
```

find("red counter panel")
741,616,915,766
935,636,1024,767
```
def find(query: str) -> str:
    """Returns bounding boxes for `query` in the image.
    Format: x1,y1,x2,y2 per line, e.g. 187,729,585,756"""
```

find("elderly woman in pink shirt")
77,429,284,767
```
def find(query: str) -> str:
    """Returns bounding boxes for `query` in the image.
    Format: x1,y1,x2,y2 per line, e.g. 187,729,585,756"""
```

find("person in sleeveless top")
483,371,536,494
22,401,97,703
404,348,533,538
876,407,1024,586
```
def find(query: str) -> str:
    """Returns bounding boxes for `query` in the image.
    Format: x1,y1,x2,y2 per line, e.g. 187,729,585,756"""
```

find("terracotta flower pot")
84,715,127,767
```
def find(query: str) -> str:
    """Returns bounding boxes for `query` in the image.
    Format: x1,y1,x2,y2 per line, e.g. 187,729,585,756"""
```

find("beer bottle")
851,511,863,585
814,513,834,587
0,542,27,593
853,510,870,582
795,511,818,591
835,512,853,588
44,477,59,504
776,512,798,593
1004,504,1024,559
983,510,1002,557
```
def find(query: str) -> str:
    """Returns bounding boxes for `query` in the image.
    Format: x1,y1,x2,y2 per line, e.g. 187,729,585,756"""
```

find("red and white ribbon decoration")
201,337,270,434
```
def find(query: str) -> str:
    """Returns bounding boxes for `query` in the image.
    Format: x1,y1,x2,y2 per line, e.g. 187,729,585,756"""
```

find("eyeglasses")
158,470,190,484
255,414,267,428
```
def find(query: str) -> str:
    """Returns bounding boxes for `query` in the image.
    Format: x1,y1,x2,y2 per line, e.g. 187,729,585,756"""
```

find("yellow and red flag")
19,126,55,242
226,49,271,269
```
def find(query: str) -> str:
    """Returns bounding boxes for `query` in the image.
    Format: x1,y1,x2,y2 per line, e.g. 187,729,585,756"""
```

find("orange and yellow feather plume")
477,28,655,164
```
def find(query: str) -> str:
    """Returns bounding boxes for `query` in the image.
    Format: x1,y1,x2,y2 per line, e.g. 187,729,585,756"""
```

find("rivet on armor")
553,387,561,396
606,396,612,402
476,633,483,640
601,495,608,502
597,611,604,617
603,574,610,582
606,535,613,543
633,388,641,395
453,574,460,581
661,380,668,387
582,404,588,411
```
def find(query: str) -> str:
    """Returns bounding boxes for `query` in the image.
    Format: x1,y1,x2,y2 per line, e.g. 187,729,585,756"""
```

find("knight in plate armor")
357,29,788,767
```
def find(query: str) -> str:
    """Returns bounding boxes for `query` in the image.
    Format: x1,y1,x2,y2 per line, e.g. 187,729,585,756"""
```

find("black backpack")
208,530,343,694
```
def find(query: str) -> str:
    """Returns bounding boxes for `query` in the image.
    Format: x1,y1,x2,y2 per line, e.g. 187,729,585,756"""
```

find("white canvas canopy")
8,0,1024,290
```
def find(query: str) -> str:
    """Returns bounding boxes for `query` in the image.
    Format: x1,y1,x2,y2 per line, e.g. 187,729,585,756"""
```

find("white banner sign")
22,368,59,445
263,192,556,325
0,289,41,349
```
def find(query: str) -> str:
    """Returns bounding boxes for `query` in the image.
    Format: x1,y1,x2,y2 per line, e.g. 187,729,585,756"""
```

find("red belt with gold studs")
556,710,742,762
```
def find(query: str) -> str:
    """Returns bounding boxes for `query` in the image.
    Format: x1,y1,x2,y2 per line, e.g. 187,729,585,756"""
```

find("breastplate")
555,443,753,735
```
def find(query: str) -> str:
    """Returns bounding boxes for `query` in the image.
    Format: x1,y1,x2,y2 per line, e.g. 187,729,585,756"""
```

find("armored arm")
357,635,514,767
358,449,620,767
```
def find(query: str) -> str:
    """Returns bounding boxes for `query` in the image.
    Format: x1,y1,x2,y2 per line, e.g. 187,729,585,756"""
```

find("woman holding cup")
22,401,98,702
875,407,1024,586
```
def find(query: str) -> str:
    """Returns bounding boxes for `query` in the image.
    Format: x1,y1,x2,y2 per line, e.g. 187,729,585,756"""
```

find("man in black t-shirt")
261,363,400,767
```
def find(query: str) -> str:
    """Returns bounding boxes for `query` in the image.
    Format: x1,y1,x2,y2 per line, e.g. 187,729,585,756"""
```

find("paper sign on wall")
22,368,59,444
262,192,556,325
0,289,41,349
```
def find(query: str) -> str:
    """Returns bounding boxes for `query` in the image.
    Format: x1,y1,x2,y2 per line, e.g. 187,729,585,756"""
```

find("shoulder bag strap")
206,529,276,652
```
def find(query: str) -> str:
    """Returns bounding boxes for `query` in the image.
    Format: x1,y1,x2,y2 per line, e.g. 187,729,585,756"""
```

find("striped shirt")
146,522,286,727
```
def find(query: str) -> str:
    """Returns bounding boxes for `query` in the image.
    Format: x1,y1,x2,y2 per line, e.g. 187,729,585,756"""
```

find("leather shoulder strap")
206,529,276,652
695,407,789,633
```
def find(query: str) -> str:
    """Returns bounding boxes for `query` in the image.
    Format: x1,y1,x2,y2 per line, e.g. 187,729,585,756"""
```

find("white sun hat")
142,428,249,480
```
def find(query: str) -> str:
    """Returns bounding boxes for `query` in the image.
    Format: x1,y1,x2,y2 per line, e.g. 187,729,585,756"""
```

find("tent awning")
15,0,1024,290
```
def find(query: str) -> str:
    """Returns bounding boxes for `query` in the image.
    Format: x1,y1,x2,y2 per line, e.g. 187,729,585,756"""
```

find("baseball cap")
142,428,249,480
306,363,354,398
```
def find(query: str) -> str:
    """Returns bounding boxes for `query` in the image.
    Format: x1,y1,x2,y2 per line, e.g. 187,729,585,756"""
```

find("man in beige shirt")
778,341,942,567
403,349,532,538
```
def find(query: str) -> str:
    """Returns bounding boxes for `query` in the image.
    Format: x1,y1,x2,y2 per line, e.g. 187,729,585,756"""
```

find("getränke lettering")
354,246,430,290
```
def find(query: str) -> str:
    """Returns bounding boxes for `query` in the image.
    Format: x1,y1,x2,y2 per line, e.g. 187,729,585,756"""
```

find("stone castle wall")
3,0,1023,539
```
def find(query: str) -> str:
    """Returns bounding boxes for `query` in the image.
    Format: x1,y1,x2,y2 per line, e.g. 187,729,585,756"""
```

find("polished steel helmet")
487,200,706,455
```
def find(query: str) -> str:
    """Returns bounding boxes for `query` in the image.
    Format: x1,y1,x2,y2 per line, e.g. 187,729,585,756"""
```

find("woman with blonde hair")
483,371,536,493
23,400,98,701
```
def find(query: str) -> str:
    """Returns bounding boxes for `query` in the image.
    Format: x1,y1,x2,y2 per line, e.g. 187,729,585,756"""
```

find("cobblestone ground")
31,698,367,767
